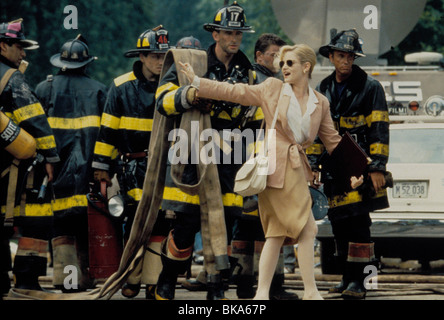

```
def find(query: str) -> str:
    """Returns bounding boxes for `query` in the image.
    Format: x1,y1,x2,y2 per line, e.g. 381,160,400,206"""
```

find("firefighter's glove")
194,98,214,114
186,87,198,105
94,170,112,186
186,87,213,114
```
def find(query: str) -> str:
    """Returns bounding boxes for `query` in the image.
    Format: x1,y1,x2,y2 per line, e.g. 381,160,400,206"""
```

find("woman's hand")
179,61,196,84
350,175,364,189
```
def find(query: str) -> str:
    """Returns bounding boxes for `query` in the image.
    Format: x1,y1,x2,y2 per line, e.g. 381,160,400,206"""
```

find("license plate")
392,181,428,198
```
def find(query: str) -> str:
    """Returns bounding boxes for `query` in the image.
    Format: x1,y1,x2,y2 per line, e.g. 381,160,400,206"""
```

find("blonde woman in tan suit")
179,44,361,300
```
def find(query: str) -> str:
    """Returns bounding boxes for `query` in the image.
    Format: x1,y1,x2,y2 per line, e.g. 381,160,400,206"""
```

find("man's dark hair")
254,33,286,61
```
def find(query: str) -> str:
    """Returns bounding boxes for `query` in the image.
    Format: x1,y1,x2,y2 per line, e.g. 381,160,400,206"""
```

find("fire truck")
311,52,444,118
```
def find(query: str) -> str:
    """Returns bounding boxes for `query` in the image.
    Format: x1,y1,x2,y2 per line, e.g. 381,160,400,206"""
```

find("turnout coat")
307,64,390,220
0,57,59,225
92,61,158,203
35,70,107,219
156,44,263,217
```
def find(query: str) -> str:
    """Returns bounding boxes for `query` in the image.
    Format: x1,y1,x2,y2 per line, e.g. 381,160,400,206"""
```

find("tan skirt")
258,161,312,245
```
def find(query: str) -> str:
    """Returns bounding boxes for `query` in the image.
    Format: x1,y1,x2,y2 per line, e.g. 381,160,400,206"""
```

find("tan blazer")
198,77,341,189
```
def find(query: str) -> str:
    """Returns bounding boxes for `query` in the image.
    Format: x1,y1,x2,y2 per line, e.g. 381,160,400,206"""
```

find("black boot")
236,275,256,299
341,242,377,300
328,256,349,294
13,237,48,291
341,262,367,300
155,262,179,300
155,234,192,300
1,272,10,296
206,274,227,300
121,283,141,298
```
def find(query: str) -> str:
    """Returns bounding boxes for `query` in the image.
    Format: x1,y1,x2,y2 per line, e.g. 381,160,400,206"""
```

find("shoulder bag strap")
0,68,17,96
262,84,285,154
1,68,19,226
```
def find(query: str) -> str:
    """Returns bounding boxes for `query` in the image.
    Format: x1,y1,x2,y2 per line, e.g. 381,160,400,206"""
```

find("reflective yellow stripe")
94,141,115,157
339,115,366,129
370,143,389,157
163,186,200,204
155,82,179,99
48,116,101,130
231,106,241,118
120,117,153,131
366,110,389,126
251,107,264,121
1,203,53,217
222,192,244,207
101,113,120,130
114,71,137,87
243,209,258,217
127,188,143,202
35,135,56,150
306,143,325,155
218,110,232,120
373,188,387,200
52,195,88,212
162,91,177,115
328,190,362,208
247,139,265,156
163,186,243,207
13,103,45,123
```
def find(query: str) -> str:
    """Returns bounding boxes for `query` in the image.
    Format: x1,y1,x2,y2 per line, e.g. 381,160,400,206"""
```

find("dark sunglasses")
279,60,298,68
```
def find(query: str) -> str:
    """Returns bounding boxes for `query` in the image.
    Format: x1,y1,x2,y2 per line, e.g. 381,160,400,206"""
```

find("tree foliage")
381,0,444,64
0,0,155,87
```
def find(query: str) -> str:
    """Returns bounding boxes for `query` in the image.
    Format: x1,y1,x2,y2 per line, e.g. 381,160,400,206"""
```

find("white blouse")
284,83,318,144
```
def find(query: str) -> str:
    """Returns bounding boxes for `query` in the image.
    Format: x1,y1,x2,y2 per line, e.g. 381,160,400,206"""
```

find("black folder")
326,132,372,194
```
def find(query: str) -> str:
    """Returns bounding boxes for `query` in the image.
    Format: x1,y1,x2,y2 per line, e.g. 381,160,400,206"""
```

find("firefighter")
175,36,202,50
0,18,60,294
154,1,261,300
307,29,390,299
230,33,298,300
92,26,172,299
34,35,107,292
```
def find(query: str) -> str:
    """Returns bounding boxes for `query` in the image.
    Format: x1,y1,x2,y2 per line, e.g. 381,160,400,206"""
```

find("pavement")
4,262,444,319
